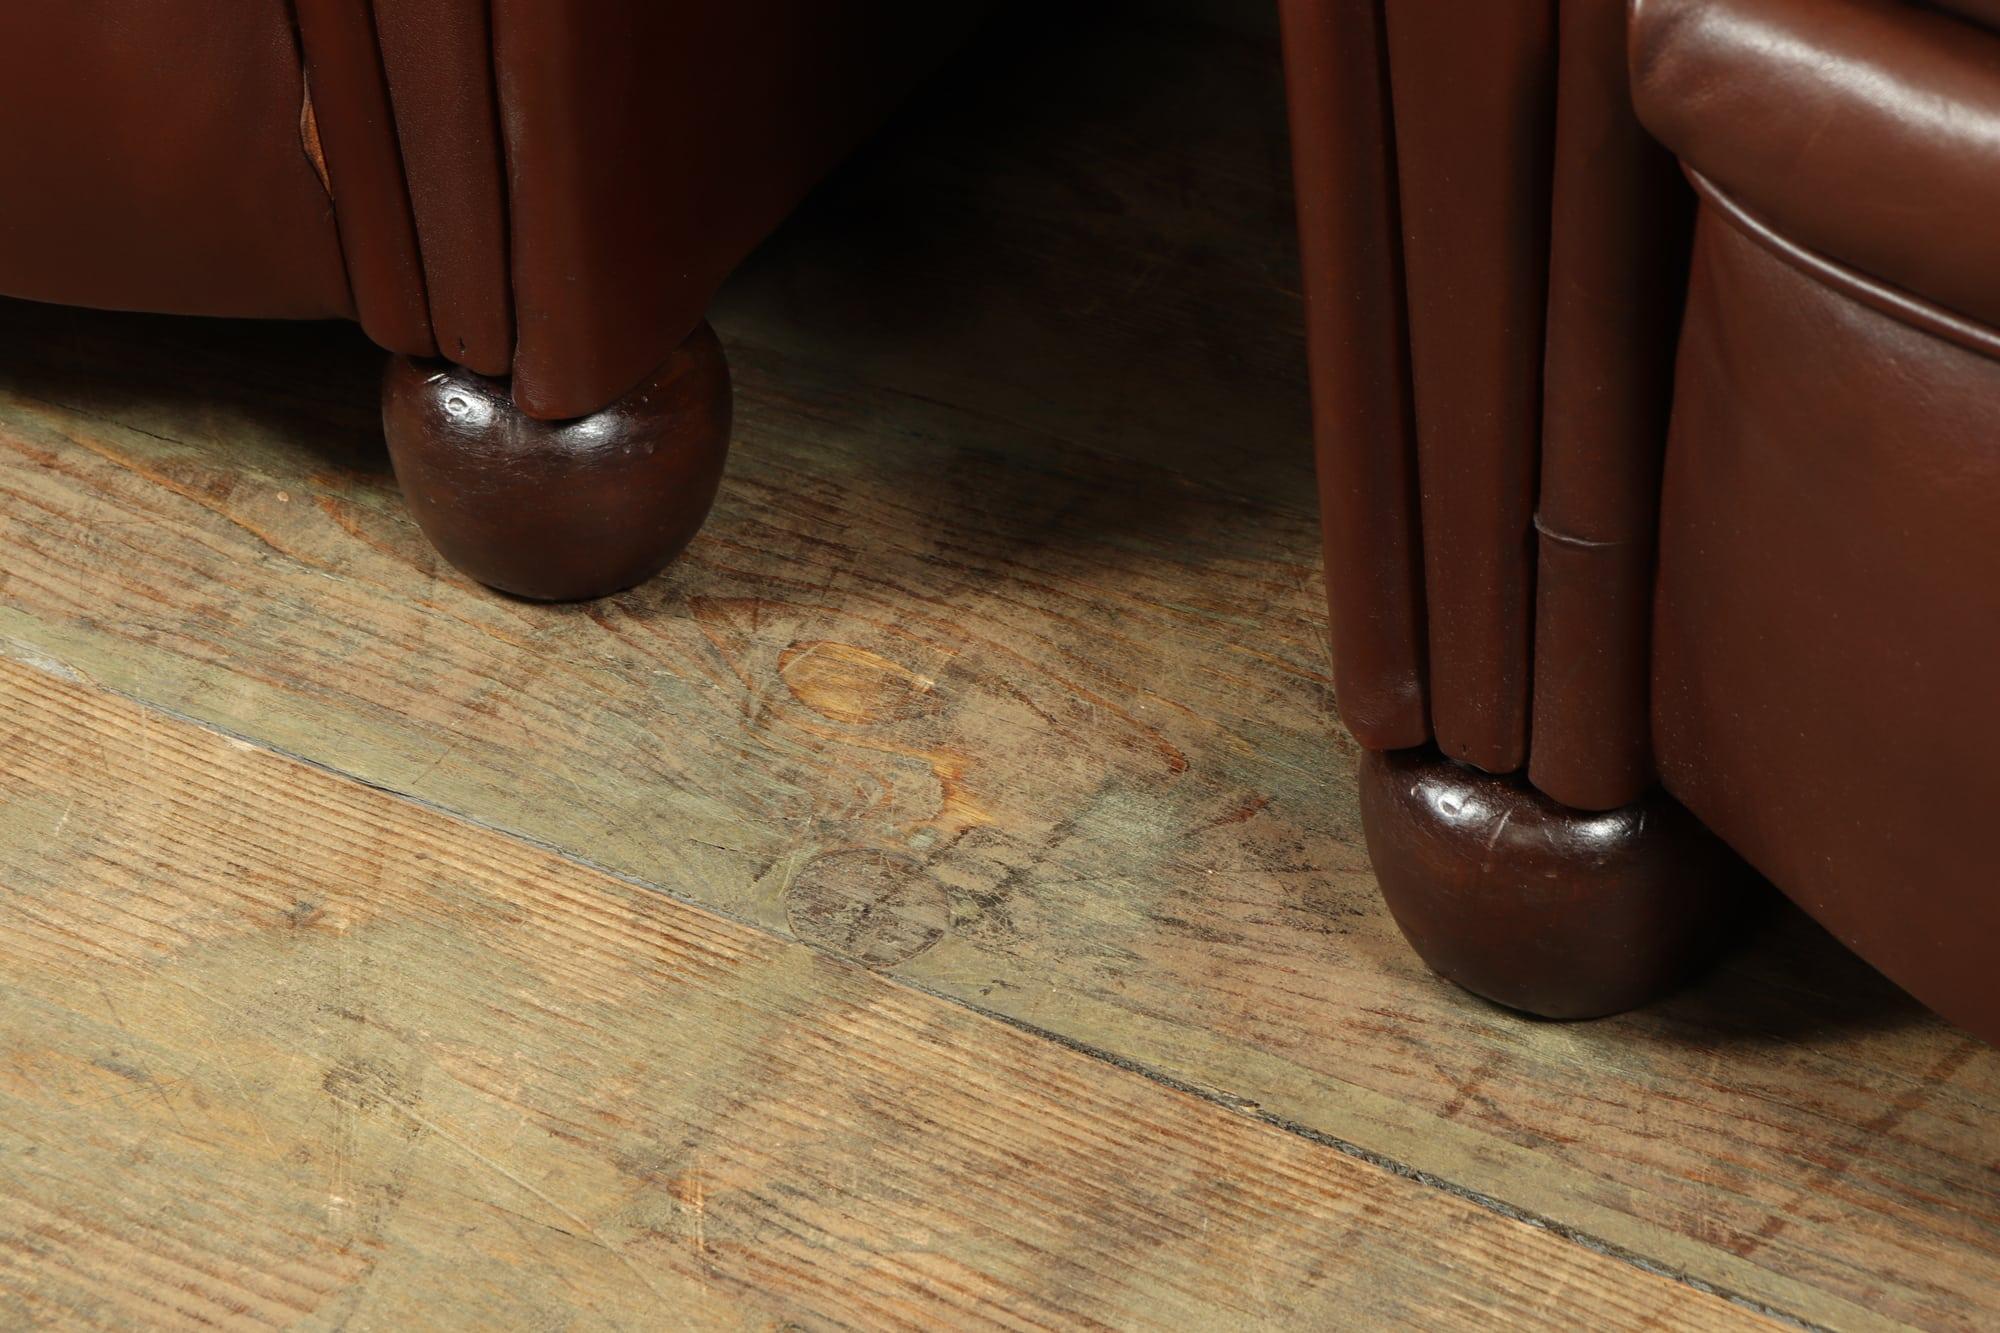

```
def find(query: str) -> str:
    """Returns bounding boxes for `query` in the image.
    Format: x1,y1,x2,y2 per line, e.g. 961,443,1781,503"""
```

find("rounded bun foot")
382,321,731,601
1359,747,1747,1019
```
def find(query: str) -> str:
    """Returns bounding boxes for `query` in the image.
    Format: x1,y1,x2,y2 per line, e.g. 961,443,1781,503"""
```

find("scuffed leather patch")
299,73,332,197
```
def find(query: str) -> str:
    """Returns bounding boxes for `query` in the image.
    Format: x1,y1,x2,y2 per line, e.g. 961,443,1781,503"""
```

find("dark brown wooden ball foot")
382,321,731,601
1358,747,1747,1019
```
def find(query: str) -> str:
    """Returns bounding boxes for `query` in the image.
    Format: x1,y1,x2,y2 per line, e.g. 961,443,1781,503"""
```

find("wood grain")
0,656,1772,1330
0,6,1993,1330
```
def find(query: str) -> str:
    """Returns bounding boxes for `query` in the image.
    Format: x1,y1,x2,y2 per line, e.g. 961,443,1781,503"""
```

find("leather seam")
1687,168,2000,362
1532,515,1635,551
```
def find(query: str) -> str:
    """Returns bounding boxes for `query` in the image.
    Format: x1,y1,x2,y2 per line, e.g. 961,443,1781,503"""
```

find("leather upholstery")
0,1,352,320
1633,0,2000,1042
1280,0,1690,807
1285,0,1998,1039
375,0,514,376
1277,0,1430,751
1382,0,1554,777
0,2,976,420
1632,0,2000,335
1528,0,1691,811
490,1,986,420
1930,1,2000,29
295,0,436,357
1651,194,2000,1042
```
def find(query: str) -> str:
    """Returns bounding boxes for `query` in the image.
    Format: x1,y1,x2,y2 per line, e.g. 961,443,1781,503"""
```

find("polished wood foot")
382,321,731,601
1358,747,1746,1019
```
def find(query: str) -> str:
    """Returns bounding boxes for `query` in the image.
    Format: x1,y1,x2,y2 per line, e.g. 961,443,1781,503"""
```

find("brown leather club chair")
0,1,978,600
1279,0,2000,1044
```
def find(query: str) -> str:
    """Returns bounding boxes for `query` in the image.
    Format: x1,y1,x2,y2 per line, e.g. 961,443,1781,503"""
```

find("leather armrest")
1631,0,2000,330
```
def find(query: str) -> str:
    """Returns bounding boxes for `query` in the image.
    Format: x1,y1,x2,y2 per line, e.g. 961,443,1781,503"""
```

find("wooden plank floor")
0,656,1768,1330
0,4,1992,1328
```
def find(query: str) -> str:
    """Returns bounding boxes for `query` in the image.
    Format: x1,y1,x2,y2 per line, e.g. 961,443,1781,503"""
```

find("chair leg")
381,320,731,601
1358,747,1746,1019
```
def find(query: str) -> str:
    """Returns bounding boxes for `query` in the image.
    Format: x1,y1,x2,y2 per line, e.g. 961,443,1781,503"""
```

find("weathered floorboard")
0,656,1775,1330
0,6,1993,1330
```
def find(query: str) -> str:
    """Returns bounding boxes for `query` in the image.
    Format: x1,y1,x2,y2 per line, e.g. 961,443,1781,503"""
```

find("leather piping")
1688,168,2000,362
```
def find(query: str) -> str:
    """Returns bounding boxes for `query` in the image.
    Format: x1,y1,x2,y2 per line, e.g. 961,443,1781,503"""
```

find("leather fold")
293,0,435,355
373,0,515,377
1278,0,1430,752
493,1,988,421
1527,0,1692,811
1382,0,1557,775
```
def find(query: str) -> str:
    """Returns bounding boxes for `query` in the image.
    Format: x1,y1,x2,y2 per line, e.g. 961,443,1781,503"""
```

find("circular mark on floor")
776,639,944,727
784,849,952,968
